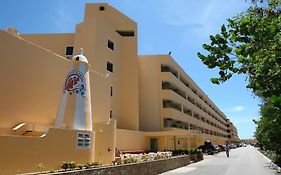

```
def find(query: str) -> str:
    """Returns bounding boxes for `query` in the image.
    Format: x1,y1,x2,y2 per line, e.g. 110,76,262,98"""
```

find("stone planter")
197,153,203,161
190,154,198,162
23,155,191,175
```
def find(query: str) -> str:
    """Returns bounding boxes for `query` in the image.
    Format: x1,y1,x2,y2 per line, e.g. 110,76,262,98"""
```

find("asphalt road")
160,146,276,175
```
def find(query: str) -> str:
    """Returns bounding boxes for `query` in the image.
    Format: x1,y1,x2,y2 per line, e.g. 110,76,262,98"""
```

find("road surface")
161,146,276,175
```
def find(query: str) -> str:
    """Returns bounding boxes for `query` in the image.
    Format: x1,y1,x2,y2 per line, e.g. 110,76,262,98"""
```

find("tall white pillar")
55,51,92,131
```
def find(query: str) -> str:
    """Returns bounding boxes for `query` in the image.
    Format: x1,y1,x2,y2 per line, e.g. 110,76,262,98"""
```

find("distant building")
241,138,257,145
0,3,239,174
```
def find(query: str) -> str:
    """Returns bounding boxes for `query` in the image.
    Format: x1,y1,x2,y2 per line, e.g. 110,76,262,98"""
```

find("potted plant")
196,149,203,160
189,148,198,162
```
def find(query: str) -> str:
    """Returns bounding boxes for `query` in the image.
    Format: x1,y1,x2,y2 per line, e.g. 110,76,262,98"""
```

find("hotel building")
229,122,239,142
0,3,239,174
139,55,231,149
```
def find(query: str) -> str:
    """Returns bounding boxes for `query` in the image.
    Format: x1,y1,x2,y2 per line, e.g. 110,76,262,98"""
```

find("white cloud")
225,106,245,112
158,0,250,37
159,0,209,27
52,0,77,32
233,106,245,112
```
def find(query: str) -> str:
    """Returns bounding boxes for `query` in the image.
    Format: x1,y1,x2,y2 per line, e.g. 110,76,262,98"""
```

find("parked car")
214,145,221,152
197,144,219,155
229,144,237,149
218,145,226,151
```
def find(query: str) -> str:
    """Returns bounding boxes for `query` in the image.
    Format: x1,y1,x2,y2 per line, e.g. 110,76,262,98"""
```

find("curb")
256,148,281,173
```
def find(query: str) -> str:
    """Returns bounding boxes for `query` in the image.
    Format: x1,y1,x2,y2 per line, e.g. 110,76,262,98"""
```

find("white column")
55,53,92,131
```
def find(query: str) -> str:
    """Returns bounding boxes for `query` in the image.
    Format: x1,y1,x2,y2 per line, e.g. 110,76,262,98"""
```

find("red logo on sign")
64,71,86,97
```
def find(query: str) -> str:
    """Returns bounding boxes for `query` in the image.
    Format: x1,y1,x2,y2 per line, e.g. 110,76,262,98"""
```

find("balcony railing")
161,65,178,78
162,82,186,100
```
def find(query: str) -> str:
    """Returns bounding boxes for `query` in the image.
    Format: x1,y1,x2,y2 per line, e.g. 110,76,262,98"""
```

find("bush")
77,164,84,170
61,162,77,170
61,161,102,171
84,162,102,168
171,149,189,156
116,152,172,165
260,149,281,167
197,149,203,154
112,159,122,165
68,161,77,169
123,157,137,164
37,162,45,171
190,148,202,154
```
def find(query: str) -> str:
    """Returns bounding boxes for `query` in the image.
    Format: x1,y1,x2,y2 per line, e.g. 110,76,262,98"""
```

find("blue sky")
0,0,260,139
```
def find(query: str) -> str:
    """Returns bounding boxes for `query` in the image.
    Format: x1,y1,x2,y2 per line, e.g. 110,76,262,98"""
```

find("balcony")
183,107,192,116
164,118,189,130
163,100,181,112
161,74,221,122
162,82,186,100
162,109,226,138
179,76,190,89
162,107,198,126
161,64,178,78
161,90,228,135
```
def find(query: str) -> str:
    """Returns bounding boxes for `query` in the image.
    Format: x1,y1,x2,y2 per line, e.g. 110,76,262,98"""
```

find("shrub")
189,148,202,154
112,159,122,165
68,161,77,169
61,162,69,170
84,162,102,169
190,148,199,154
37,162,45,171
113,151,172,165
171,149,189,156
77,164,84,170
123,157,137,164
197,149,203,154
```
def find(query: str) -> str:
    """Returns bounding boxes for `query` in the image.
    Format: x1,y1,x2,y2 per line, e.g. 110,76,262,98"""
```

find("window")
77,133,91,149
107,40,114,50
110,86,113,96
99,6,105,11
65,46,73,56
116,30,134,37
110,110,112,118
107,61,113,73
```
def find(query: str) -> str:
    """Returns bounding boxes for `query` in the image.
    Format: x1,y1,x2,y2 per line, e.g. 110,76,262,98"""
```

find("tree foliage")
197,0,281,97
197,2,281,97
254,102,281,154
197,0,281,164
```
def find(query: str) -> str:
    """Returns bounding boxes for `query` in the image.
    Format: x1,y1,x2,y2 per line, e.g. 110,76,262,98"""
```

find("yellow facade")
138,55,232,148
228,122,239,143
0,129,95,174
0,3,239,174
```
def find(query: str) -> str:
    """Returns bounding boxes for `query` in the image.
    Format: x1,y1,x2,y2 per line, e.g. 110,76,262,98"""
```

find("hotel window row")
163,118,228,138
161,83,228,132
161,64,228,126
162,99,228,134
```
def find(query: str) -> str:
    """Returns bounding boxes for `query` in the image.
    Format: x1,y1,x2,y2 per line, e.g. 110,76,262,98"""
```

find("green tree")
197,0,281,165
254,101,281,164
254,103,281,152
197,0,281,98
